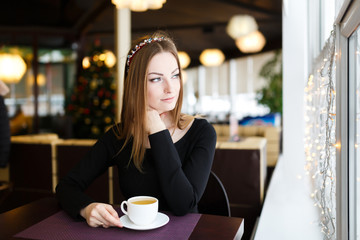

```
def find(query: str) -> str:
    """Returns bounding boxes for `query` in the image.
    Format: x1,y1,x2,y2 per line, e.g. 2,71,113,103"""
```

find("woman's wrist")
80,202,93,219
148,124,166,134
80,207,86,219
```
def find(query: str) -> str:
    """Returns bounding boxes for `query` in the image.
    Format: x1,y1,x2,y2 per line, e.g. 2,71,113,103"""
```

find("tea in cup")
120,196,158,226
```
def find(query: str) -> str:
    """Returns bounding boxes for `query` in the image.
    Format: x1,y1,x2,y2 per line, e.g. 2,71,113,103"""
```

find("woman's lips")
161,96,175,103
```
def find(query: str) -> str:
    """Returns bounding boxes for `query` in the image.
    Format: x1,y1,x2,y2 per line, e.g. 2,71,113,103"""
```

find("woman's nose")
163,78,173,93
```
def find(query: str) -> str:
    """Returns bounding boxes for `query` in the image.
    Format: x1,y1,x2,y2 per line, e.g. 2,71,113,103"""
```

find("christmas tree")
67,42,116,139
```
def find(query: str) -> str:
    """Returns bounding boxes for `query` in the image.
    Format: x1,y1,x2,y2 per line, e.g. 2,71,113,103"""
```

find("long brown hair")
116,31,193,171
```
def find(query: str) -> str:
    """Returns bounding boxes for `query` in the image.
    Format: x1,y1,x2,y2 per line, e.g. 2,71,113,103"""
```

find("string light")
304,27,336,239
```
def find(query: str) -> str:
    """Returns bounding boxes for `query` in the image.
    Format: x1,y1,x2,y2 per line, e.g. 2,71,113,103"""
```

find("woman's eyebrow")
148,72,163,76
171,68,179,74
148,68,179,75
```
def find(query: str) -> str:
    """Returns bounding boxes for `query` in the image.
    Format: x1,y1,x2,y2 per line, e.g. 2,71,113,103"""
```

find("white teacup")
120,196,158,226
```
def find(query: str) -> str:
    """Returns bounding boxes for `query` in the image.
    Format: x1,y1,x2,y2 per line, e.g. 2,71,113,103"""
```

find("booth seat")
213,137,267,239
0,134,63,212
212,124,281,167
4,136,126,209
10,133,62,188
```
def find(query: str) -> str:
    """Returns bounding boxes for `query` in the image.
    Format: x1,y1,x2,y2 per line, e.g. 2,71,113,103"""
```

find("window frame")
336,1,360,239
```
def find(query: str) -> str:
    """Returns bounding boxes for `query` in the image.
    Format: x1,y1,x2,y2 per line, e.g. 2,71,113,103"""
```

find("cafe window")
3,48,76,118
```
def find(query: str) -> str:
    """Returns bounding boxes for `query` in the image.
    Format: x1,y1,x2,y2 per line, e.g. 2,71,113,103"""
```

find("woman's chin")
156,106,176,114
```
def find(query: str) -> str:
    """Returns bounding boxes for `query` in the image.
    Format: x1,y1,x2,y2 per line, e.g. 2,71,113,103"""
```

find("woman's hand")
80,202,123,228
146,108,166,134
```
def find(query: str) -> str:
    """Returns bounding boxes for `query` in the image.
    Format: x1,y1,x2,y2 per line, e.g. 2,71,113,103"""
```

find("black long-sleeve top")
56,118,217,219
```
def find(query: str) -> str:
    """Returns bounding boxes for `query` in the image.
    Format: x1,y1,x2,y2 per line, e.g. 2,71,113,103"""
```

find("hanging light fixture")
147,0,166,9
199,49,225,67
129,0,148,12
178,51,191,69
226,15,258,39
235,30,266,53
112,0,166,12
0,53,27,84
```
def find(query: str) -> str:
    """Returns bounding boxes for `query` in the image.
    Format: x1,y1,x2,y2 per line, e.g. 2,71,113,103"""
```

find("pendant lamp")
0,53,27,84
235,30,266,53
112,0,166,11
199,49,225,67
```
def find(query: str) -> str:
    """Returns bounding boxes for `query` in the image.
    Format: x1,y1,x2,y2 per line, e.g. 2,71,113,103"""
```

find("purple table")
0,198,244,240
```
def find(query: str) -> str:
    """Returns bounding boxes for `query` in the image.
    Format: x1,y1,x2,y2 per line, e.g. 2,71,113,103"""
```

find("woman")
56,31,217,228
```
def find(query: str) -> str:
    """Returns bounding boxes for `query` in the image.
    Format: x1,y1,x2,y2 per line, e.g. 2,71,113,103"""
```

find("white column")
212,67,218,97
197,66,206,114
282,0,307,180
246,56,253,93
185,70,194,114
229,59,237,114
112,7,131,204
255,0,322,239
114,7,131,122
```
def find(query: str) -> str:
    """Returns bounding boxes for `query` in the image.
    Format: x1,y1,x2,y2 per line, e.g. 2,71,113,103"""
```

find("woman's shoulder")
193,117,214,128
188,117,216,138
177,117,216,148
98,123,126,146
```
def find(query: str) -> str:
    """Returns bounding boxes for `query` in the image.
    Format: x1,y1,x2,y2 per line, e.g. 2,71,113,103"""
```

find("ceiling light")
148,0,166,10
178,51,191,69
226,15,258,39
130,0,147,11
112,0,166,12
199,49,225,67
235,30,266,53
0,53,27,84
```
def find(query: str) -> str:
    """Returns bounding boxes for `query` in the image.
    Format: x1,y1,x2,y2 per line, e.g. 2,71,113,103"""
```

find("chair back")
198,171,231,217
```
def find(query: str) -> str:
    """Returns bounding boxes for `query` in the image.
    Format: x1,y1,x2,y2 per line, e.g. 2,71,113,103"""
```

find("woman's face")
146,52,181,114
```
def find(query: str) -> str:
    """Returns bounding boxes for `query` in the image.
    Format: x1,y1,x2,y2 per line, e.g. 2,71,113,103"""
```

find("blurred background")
0,0,282,138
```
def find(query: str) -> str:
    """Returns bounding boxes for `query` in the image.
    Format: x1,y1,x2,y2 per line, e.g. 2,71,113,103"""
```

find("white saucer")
120,212,169,230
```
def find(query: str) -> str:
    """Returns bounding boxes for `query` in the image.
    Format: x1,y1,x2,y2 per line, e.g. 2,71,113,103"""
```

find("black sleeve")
148,121,216,216
55,130,117,219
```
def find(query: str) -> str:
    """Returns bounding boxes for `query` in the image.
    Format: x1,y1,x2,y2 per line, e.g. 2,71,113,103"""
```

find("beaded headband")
126,37,165,72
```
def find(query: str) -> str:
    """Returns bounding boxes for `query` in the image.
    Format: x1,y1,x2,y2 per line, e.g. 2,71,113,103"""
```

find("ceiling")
0,0,282,68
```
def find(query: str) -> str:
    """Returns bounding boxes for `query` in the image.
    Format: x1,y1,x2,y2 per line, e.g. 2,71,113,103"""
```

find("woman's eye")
171,73,180,79
150,77,161,82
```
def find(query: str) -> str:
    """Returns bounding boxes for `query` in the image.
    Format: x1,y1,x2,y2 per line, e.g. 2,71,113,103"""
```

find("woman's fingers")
94,204,122,228
84,203,122,228
87,213,104,228
102,205,123,228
